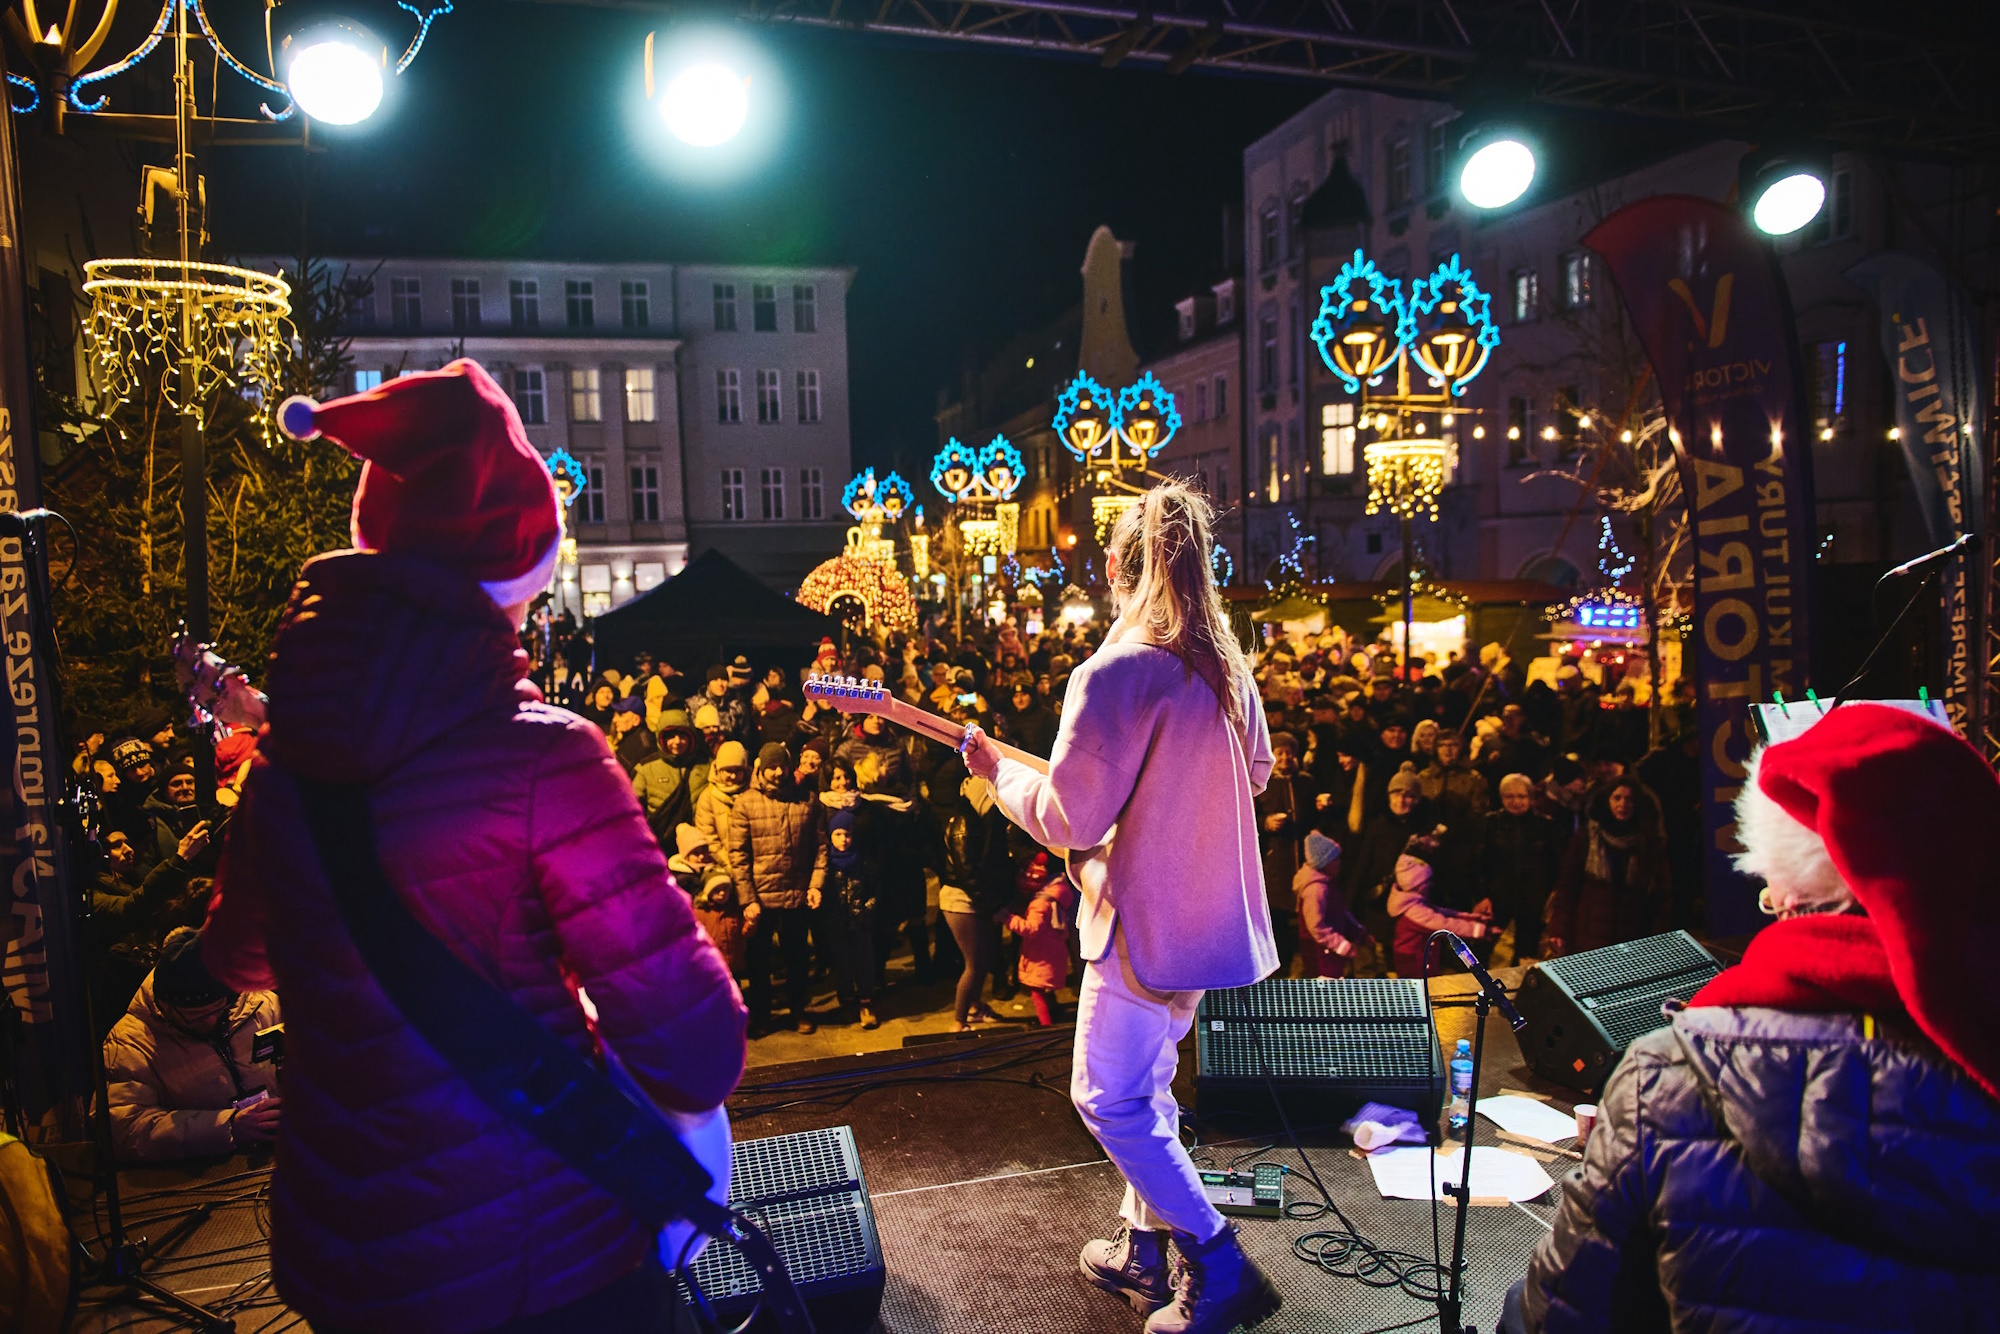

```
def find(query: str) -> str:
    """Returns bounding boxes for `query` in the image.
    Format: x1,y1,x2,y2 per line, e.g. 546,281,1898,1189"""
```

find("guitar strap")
284,771,814,1334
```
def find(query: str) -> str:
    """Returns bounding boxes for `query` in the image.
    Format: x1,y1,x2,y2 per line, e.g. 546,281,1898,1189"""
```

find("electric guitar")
803,675,1111,885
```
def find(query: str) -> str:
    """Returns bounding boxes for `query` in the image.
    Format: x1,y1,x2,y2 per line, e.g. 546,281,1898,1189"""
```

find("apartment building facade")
322,256,853,608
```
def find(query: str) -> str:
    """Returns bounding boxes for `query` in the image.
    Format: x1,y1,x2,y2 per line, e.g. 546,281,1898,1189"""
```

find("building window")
1386,137,1413,209
756,369,782,424
512,368,545,425
566,280,594,329
1424,121,1449,195
800,467,824,519
344,286,375,331
797,370,822,424
1178,301,1197,342
752,283,778,332
1808,340,1848,436
760,467,786,520
717,369,741,424
510,279,539,330
1321,401,1356,474
1562,252,1592,309
621,280,649,329
1259,205,1280,272
1215,283,1235,325
1366,531,1383,555
1193,381,1208,422
579,455,606,524
721,468,746,520
625,366,657,422
1258,314,1278,392
1214,375,1228,419
450,278,481,331
1261,427,1280,503
1507,395,1535,465
713,283,737,331
1286,187,1306,261
352,368,383,393
570,366,601,422
793,284,817,333
630,455,660,522
1287,296,1301,388
390,276,420,330
1213,467,1227,504
1511,269,1539,323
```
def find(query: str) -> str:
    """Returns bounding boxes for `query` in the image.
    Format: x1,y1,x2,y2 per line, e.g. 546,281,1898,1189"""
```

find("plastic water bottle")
1448,1039,1474,1133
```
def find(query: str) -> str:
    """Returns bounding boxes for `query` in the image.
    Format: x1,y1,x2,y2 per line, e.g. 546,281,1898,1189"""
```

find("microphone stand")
1828,534,1974,711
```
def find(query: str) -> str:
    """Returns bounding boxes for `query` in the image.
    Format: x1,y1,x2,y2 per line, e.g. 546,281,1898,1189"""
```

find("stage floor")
73,972,1581,1334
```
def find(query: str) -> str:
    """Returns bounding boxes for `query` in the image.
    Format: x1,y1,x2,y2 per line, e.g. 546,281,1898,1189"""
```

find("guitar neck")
880,697,1050,776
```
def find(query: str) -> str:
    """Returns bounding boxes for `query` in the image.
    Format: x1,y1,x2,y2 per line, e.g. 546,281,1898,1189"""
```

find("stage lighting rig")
1740,147,1829,236
1456,124,1538,211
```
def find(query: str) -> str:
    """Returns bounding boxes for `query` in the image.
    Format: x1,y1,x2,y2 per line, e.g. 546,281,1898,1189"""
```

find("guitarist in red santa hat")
202,360,747,1333
1507,702,2000,1333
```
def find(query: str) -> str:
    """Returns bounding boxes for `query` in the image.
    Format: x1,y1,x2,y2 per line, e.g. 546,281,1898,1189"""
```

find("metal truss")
539,0,2000,157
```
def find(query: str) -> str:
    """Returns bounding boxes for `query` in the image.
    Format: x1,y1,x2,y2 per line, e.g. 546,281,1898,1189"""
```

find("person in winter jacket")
203,361,745,1334
1342,763,1433,973
1255,732,1315,975
939,774,1015,1031
668,824,744,981
1293,831,1369,979
1384,833,1489,977
728,742,828,1034
144,759,204,869
1008,851,1077,1025
104,927,283,1162
1478,774,1562,960
608,695,656,776
818,810,879,1029
1543,777,1669,957
92,823,214,1028
1418,729,1490,910
1508,704,2000,1334
694,739,749,852
631,710,708,839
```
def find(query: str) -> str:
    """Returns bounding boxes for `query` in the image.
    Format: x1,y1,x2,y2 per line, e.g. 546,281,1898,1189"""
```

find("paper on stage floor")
1366,1146,1556,1203
1478,1095,1579,1145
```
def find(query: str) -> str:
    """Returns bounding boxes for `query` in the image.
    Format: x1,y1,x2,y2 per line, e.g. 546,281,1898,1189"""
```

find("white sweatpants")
1070,927,1226,1241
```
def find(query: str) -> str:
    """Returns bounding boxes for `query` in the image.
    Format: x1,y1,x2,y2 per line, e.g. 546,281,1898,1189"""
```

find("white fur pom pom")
1733,746,1852,916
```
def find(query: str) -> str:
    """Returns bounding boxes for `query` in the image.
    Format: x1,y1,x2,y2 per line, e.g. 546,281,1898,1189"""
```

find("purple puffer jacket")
204,551,747,1332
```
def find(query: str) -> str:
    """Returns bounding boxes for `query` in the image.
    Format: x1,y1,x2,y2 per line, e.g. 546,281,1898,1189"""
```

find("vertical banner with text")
1586,196,1816,937
1844,252,1984,735
0,55,86,1129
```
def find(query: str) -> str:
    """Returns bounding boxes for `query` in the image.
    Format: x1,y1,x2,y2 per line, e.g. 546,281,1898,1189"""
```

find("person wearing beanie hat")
1477,773,1562,961
204,360,746,1331
693,739,749,852
631,708,709,840
607,693,656,776
1383,831,1489,977
1512,704,2000,1334
1294,830,1369,979
103,926,283,1162
667,825,744,981
1256,730,1316,974
726,740,827,1035
818,809,879,1029
1342,761,1433,975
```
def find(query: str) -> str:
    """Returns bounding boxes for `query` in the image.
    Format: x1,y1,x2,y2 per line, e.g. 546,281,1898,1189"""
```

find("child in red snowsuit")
1008,852,1077,1026
1386,832,1489,977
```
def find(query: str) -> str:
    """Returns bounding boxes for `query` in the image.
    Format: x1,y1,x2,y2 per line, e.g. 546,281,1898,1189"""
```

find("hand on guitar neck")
801,674,1048,775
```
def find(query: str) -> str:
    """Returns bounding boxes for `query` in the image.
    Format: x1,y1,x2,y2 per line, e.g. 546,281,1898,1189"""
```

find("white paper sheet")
1477,1095,1579,1145
1365,1145,1556,1203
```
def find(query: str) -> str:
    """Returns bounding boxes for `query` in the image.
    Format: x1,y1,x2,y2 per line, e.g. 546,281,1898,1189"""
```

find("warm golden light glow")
1363,436,1451,522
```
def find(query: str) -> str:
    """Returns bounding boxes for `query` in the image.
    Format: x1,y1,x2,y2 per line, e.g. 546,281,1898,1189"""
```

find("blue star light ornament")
931,438,981,503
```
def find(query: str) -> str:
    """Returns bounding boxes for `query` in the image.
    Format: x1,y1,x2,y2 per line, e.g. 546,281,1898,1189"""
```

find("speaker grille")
1200,1022,1439,1084
686,1189,876,1298
1201,976,1429,1022
731,1124,858,1202
1542,932,1713,999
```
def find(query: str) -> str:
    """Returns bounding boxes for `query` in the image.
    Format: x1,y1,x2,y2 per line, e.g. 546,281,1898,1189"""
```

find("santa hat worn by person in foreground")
1695,702,2000,1102
278,360,562,609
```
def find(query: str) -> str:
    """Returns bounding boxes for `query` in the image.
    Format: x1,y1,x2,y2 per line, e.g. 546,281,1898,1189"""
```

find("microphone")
1442,932,1527,1032
1885,531,1976,580
0,508,55,537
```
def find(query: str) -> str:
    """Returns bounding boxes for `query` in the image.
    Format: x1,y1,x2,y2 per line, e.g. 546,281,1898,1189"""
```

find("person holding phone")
961,483,1282,1334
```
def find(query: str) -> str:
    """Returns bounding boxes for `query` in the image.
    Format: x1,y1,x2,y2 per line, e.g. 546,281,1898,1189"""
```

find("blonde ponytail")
1105,483,1253,729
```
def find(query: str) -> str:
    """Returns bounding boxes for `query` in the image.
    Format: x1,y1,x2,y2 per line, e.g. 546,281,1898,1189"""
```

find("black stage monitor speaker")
1194,978,1445,1124
675,1125,885,1334
1515,930,1722,1095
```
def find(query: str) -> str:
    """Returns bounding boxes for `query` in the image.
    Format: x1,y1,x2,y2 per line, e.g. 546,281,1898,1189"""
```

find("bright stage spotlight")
660,61,749,147
281,19,388,125
1747,164,1827,236
1457,130,1537,211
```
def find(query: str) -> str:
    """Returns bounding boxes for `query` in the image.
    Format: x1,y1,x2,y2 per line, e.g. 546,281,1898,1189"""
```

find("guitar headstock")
170,623,268,732
803,674,894,716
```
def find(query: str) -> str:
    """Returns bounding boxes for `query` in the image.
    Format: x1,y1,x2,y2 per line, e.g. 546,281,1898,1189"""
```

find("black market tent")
590,548,840,676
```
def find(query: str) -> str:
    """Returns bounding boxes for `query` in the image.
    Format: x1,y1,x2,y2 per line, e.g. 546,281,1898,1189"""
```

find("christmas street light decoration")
1054,371,1114,460
1363,435,1452,522
1405,253,1500,398
545,447,589,508
1114,372,1181,458
1309,250,1407,395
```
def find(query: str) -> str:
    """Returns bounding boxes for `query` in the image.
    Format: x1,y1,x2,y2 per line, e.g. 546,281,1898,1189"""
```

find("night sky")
211,5,1317,480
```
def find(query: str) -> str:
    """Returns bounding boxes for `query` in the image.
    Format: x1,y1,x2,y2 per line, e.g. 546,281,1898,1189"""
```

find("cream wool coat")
990,633,1279,992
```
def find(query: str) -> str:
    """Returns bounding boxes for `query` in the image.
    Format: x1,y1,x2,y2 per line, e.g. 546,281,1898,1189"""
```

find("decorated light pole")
1310,250,1499,672
1053,369,1182,547
930,434,1023,635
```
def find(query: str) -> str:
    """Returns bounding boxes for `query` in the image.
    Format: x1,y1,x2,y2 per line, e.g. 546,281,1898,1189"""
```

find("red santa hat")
1719,702,2000,1098
278,360,561,607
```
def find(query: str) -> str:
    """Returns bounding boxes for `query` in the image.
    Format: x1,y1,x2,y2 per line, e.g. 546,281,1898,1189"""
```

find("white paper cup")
1574,1103,1599,1147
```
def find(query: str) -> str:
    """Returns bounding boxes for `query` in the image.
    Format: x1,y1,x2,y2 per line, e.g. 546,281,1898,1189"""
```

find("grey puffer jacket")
1524,1004,2000,1333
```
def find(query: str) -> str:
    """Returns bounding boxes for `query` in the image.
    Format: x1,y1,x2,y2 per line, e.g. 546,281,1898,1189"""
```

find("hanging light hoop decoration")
81,258,294,439
1114,372,1182,461
930,438,981,502
1054,371,1114,460
1091,493,1140,544
977,436,1025,499
1362,436,1451,521
545,446,589,508
1406,253,1501,397
1310,249,1409,394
